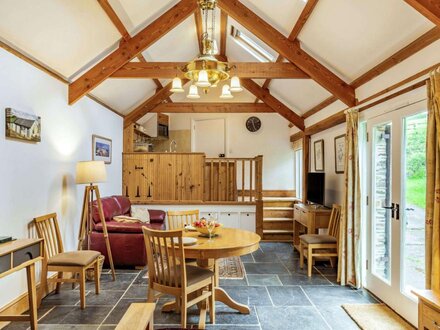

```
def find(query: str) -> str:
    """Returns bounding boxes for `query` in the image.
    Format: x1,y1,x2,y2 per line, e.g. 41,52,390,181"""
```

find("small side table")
413,289,440,330
0,238,43,330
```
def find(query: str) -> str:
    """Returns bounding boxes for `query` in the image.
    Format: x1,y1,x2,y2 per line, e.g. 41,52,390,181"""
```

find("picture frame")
334,134,345,174
5,108,41,142
313,139,324,171
92,135,112,164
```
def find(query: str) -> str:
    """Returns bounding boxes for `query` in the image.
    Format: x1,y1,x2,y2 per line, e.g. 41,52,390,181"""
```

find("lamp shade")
170,77,184,93
187,84,201,99
76,161,107,184
220,84,233,99
195,70,211,88
230,76,243,92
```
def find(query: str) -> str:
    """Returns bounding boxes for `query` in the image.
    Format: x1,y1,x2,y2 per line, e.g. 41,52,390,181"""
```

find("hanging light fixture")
220,85,233,99
179,0,242,99
170,77,184,93
187,84,200,99
230,76,243,92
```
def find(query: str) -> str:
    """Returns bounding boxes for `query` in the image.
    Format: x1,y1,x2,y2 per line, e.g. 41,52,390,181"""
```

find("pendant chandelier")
170,0,242,99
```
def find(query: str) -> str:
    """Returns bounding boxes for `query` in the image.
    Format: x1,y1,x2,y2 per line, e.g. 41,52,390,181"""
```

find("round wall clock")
246,116,261,132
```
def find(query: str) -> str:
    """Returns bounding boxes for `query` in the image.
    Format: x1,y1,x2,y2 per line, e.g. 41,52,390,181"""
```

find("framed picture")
313,139,324,171
92,135,112,164
5,108,41,142
334,134,345,174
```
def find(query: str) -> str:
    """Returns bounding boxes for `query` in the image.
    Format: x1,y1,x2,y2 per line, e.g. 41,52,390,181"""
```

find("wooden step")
263,217,293,221
263,200,295,208
263,220,293,231
263,207,294,218
262,229,293,242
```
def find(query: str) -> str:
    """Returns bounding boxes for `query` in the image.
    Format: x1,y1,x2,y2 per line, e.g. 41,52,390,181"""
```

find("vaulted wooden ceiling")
0,0,438,132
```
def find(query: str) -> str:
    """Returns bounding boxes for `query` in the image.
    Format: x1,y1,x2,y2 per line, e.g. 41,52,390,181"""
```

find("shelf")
134,128,151,139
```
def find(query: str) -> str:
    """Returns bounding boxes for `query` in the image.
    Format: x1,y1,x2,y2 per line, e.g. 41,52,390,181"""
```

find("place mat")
342,304,414,330
218,256,245,280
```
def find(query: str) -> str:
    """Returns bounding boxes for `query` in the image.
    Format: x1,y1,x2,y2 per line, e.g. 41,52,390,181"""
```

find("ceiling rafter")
301,25,440,118
257,0,318,102
97,0,172,103
194,8,204,54
220,10,228,56
152,102,275,113
241,79,305,130
68,0,198,105
404,0,440,26
111,62,310,79
217,0,356,106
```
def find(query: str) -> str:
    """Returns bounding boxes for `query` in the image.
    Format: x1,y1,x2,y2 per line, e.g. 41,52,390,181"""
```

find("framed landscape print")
334,134,345,174
92,135,112,164
5,108,41,142
314,139,324,171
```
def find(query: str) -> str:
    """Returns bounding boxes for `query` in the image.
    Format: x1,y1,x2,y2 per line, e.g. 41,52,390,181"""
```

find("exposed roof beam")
124,80,189,127
241,79,305,130
257,1,318,102
194,9,204,54
301,26,440,118
404,0,440,26
112,62,310,79
217,0,355,107
351,26,440,87
220,11,228,56
69,0,197,105
97,0,172,102
152,103,275,113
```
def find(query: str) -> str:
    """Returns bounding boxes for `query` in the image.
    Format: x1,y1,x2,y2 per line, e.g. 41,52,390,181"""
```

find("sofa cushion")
149,209,166,223
94,220,164,233
92,197,121,223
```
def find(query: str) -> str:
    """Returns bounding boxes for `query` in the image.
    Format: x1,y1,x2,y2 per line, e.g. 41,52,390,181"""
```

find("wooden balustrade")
122,153,263,204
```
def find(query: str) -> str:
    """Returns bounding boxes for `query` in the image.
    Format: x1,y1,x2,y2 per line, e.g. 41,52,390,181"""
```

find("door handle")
383,203,399,219
405,207,415,211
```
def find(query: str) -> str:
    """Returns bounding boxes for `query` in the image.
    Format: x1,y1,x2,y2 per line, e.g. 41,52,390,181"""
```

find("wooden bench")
116,303,155,330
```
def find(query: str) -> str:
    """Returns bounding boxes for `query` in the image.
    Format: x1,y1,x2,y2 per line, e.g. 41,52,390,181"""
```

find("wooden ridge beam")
404,0,440,26
241,79,305,130
217,0,356,107
124,80,189,127
112,62,310,79
69,0,197,105
220,11,228,56
152,103,275,113
195,9,204,54
257,0,318,102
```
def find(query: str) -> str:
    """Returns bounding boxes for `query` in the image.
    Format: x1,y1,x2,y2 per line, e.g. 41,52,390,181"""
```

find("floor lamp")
76,161,116,280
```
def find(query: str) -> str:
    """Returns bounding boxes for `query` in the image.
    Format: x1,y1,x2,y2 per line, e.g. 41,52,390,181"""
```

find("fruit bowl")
192,218,222,236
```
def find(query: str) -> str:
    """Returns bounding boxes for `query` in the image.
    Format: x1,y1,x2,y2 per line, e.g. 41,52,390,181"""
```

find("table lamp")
76,161,115,280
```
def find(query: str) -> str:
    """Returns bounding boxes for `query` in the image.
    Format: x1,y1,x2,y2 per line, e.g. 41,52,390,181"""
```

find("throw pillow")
131,206,150,223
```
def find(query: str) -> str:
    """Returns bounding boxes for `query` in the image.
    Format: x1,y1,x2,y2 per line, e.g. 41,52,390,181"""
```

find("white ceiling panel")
299,0,434,82
0,0,121,78
239,0,308,37
92,79,157,114
145,16,199,62
270,79,332,114
110,0,178,35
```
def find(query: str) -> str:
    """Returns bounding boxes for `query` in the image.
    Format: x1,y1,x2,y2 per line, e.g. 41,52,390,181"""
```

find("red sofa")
89,195,165,267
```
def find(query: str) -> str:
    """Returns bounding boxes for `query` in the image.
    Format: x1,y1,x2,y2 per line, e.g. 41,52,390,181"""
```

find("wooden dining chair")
299,204,342,277
142,227,215,328
167,210,199,230
34,213,101,309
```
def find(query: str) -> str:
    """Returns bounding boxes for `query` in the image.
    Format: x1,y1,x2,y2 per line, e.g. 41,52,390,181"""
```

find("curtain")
426,70,440,291
338,108,362,288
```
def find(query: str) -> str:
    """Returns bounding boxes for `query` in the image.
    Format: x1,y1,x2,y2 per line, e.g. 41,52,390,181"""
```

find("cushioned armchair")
89,195,166,267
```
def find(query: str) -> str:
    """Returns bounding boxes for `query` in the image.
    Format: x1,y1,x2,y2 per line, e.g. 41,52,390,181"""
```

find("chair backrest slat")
327,204,342,238
167,210,199,230
142,227,186,289
34,213,64,259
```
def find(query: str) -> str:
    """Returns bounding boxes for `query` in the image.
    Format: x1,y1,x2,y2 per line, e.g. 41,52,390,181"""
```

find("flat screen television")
307,172,325,206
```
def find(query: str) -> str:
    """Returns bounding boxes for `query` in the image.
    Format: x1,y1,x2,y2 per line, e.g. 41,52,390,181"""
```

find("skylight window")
231,26,275,63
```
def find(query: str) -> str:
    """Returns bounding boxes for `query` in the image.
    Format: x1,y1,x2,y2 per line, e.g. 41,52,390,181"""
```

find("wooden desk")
0,238,43,330
413,289,440,330
293,203,332,252
161,228,260,328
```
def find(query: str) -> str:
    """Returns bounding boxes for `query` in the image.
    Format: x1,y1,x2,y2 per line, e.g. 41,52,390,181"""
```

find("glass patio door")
365,102,427,326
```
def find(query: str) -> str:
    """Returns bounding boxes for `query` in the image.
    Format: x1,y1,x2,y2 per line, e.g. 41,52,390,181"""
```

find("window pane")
372,122,392,282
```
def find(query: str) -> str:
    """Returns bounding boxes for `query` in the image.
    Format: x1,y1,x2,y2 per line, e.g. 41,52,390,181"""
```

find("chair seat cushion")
161,265,214,287
300,234,337,244
48,250,100,267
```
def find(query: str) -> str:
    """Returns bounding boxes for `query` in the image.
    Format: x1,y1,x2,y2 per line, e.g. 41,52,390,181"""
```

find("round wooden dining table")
161,227,260,319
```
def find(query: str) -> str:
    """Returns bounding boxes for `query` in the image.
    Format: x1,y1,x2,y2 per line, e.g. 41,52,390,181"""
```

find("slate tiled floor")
4,242,380,330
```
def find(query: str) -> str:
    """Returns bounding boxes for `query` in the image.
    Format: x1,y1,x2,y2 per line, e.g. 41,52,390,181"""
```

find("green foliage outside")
405,113,427,209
